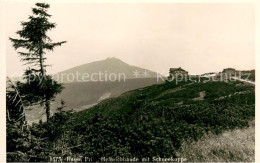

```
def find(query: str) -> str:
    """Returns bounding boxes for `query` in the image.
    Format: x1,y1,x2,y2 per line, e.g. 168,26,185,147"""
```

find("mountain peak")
105,57,124,63
106,57,118,60
56,57,158,83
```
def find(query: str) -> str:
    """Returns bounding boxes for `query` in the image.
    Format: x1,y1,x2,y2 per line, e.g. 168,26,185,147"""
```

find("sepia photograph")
1,0,258,162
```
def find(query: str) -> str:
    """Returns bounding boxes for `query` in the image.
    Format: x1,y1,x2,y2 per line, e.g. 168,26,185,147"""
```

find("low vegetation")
177,120,254,162
7,79,255,162
7,2,255,162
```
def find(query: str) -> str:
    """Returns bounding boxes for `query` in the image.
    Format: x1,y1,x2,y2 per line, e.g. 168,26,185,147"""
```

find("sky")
5,2,255,76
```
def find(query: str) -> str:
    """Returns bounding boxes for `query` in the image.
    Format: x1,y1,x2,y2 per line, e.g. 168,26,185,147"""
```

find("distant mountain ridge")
25,58,163,124
53,57,159,83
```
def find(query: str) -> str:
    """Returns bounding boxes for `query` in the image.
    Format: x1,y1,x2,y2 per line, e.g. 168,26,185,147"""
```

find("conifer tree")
10,3,66,122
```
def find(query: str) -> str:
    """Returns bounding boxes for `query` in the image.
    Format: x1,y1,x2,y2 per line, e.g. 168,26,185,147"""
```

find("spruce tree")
9,3,66,122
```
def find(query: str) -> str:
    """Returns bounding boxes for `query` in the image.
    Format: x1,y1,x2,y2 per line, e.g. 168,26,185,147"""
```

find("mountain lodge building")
222,68,237,75
169,67,188,77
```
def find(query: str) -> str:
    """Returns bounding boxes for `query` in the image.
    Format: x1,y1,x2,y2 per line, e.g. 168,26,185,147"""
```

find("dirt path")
232,77,255,85
155,87,185,99
193,91,206,101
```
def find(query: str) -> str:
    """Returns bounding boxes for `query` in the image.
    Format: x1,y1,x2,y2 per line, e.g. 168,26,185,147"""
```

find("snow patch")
98,92,112,101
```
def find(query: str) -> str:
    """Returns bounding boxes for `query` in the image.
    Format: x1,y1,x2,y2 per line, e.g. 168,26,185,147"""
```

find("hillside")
25,78,163,124
76,78,254,118
177,120,254,162
29,78,255,162
24,57,164,124
241,70,255,81
53,57,159,83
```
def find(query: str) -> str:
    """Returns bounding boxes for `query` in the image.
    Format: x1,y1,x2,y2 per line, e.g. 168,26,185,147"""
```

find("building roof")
223,68,236,71
170,67,187,72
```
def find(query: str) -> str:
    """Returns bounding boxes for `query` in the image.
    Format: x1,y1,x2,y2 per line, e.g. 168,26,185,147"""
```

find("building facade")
222,68,236,75
169,67,188,78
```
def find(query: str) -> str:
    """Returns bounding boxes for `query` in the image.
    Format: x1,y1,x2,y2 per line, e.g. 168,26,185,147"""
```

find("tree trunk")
39,46,50,122
39,47,46,79
45,98,51,122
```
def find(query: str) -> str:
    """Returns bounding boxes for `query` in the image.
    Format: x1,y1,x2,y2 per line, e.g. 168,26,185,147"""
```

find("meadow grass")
176,120,255,162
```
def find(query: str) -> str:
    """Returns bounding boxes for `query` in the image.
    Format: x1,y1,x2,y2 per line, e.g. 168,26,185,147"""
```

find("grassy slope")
65,78,254,161
76,79,254,119
177,120,254,162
